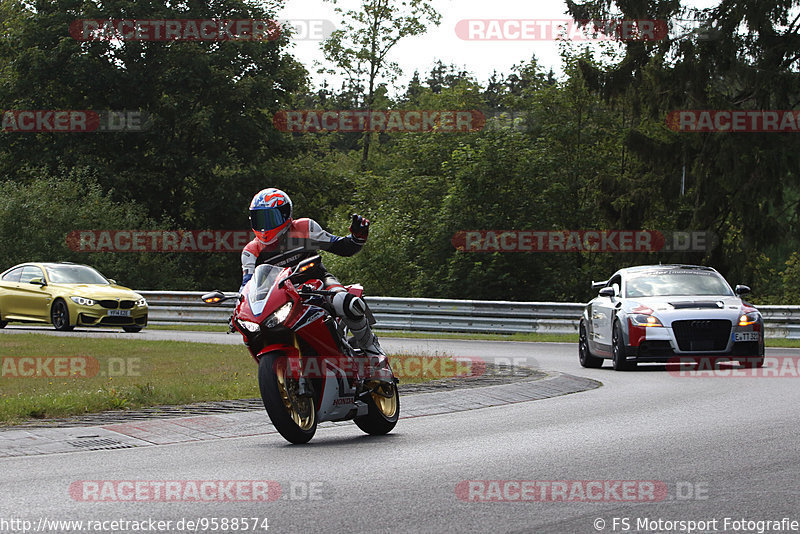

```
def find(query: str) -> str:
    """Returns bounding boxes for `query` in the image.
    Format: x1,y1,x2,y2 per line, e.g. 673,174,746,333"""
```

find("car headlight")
265,302,293,329
739,311,760,326
630,313,663,327
70,296,95,306
136,297,148,307
239,320,261,333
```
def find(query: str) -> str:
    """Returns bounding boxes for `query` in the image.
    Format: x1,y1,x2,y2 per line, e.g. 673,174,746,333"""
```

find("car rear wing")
591,280,608,290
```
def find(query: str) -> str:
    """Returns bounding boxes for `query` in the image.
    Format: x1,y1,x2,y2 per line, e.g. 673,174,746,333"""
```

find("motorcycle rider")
241,188,387,364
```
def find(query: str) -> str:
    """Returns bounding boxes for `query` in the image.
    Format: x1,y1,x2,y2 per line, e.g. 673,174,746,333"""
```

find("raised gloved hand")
349,214,370,242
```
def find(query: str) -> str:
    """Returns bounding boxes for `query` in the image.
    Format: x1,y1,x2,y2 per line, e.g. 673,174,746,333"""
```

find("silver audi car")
579,264,765,370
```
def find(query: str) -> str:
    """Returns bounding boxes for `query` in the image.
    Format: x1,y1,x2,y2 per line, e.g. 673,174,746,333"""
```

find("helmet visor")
250,206,291,231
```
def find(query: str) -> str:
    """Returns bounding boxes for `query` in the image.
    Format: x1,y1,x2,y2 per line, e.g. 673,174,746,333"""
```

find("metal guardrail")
759,305,800,339
136,291,800,339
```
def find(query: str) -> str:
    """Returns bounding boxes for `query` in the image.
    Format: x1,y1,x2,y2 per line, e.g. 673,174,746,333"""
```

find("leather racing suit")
240,218,385,360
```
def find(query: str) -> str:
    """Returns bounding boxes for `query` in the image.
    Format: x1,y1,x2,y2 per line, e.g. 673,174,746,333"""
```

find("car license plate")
734,332,759,342
108,309,131,317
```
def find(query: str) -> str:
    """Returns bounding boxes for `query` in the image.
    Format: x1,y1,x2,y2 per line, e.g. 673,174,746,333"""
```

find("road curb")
0,371,600,458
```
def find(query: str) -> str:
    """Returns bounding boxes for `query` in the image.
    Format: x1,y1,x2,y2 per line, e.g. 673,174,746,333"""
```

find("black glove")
349,214,370,242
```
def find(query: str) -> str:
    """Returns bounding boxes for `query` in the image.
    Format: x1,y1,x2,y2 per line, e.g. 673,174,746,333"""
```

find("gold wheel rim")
369,381,398,418
276,360,315,431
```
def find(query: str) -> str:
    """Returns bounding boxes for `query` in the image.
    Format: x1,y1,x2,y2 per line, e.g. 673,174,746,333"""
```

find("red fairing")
259,343,300,359
299,318,342,359
283,291,342,359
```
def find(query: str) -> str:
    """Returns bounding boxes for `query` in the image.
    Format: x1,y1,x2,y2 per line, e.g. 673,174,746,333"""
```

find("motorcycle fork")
293,332,313,398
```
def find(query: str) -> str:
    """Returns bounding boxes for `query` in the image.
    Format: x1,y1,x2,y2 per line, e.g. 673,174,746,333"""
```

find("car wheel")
578,320,603,368
612,320,635,371
50,300,75,331
0,305,6,329
123,326,143,333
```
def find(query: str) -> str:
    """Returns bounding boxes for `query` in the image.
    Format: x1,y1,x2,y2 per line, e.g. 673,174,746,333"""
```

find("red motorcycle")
202,256,399,444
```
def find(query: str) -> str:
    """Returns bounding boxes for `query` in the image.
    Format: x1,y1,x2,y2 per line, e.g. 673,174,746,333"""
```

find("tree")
0,0,308,229
565,0,800,286
321,0,441,168
0,168,190,289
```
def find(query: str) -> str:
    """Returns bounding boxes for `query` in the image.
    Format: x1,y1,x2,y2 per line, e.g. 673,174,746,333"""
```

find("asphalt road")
2,326,800,533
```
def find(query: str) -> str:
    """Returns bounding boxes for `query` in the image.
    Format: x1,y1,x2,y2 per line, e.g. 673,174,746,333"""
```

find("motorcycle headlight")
136,297,148,307
630,313,663,327
239,320,261,333
265,302,293,329
739,311,760,326
70,296,95,306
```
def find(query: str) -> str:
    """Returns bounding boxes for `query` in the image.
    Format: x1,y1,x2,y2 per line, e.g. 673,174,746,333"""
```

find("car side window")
19,266,44,284
1,267,24,282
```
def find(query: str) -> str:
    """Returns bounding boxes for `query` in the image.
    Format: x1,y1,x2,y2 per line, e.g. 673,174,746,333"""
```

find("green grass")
146,324,800,347
762,338,800,348
376,330,578,343
147,324,577,342
148,323,229,332
0,334,458,424
0,334,259,424
376,330,800,348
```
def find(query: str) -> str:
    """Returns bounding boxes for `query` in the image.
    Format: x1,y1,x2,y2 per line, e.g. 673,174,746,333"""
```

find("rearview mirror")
201,290,238,304
599,287,615,298
280,255,324,287
735,284,751,295
591,280,608,290
29,277,46,286
202,290,225,303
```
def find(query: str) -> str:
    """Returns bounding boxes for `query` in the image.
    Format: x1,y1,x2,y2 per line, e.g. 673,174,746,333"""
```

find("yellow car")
0,262,148,332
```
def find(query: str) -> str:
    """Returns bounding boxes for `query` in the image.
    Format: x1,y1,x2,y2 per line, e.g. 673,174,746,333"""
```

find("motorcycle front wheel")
258,352,317,444
354,380,399,435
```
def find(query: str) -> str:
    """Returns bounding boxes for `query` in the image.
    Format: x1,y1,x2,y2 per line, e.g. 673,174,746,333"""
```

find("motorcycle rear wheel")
258,352,317,444
354,380,399,435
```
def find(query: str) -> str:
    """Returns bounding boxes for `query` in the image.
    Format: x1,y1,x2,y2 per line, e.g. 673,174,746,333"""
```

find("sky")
276,0,573,93
275,0,721,96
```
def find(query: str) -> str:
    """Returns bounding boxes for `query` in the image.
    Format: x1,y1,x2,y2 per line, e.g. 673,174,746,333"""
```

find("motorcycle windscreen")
249,264,285,302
